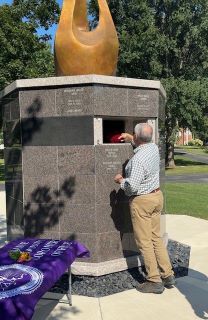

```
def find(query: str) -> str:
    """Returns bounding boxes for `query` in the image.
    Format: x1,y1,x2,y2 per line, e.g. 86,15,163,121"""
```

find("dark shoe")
136,281,164,294
162,275,176,288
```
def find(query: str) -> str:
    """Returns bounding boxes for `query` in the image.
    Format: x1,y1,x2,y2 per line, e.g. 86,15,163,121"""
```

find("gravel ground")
50,239,190,297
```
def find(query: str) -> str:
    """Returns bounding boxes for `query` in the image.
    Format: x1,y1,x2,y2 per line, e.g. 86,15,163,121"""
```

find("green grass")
176,145,208,156
166,183,208,219
166,155,208,175
0,159,5,183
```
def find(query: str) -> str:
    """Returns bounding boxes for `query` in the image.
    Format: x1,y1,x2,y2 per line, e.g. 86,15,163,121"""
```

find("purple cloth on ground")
0,238,89,320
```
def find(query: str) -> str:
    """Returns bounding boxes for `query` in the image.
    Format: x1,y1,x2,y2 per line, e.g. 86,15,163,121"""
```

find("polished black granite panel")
159,94,166,121
5,182,13,198
4,148,22,165
4,164,22,181
2,101,11,121
158,117,166,160
6,195,23,228
56,86,93,116
14,201,24,226
1,92,19,121
5,181,23,202
3,120,21,147
21,116,94,146
6,195,15,225
19,89,56,118
4,148,22,181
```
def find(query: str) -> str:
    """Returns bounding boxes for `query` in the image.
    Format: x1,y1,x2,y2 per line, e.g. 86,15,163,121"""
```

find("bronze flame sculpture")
54,0,119,76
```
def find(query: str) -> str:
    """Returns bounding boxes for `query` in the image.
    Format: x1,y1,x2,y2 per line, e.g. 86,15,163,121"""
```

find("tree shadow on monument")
23,176,76,238
5,98,44,236
4,98,77,240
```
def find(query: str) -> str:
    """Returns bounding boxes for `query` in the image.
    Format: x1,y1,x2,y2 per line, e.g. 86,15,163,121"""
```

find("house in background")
176,128,193,145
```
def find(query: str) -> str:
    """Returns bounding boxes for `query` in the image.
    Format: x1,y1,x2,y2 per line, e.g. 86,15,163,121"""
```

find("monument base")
1,75,167,274
72,233,168,276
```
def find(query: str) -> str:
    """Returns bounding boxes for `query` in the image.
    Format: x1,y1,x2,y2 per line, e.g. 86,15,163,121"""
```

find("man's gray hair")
134,123,153,143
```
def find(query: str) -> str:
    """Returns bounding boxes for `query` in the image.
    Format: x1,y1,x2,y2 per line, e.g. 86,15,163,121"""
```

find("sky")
0,0,64,46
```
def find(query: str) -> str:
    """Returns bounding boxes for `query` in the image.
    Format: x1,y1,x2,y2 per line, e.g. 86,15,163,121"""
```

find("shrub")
188,139,203,147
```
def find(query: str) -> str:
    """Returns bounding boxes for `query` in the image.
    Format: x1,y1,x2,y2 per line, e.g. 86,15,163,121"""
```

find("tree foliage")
90,0,208,166
0,3,58,91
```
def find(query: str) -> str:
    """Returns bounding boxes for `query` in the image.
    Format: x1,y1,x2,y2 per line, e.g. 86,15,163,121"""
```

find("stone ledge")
51,239,191,297
0,75,166,100
71,255,143,277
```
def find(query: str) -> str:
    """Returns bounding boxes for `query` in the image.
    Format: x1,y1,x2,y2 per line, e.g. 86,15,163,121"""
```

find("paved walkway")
167,149,208,183
0,186,208,320
166,173,208,183
175,148,208,164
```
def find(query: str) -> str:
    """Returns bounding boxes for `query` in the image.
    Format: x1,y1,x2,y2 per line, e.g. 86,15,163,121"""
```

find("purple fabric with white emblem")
0,239,89,319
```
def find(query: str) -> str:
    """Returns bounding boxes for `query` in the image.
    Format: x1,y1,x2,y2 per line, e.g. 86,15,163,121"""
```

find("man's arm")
119,133,135,148
120,158,144,196
119,133,134,143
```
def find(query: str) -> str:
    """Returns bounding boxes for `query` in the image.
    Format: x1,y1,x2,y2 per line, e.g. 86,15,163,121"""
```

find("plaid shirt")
120,143,160,196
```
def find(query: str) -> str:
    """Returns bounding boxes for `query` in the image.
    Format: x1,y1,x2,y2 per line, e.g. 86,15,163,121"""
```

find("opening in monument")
103,119,125,143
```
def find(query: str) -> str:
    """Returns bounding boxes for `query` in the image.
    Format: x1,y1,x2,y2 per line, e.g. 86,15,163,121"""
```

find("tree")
163,77,208,166
0,4,57,91
90,0,208,167
13,0,60,33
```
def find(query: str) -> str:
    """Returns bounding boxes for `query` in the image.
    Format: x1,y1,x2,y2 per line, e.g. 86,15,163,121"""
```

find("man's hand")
114,174,124,184
118,133,133,143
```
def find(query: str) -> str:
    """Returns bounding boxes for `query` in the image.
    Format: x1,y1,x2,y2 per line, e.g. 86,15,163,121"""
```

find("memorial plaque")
58,146,95,175
128,89,158,117
56,86,93,116
95,145,132,174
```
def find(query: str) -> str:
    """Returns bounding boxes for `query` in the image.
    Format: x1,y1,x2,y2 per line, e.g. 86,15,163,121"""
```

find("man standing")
114,123,175,294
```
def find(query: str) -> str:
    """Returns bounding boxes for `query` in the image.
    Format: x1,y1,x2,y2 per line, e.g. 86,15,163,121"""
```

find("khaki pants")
130,191,174,283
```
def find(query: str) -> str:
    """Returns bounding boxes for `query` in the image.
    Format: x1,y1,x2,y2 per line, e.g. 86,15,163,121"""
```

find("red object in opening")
108,133,123,143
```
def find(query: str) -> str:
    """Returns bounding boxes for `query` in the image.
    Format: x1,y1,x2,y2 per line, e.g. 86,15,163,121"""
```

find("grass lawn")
166,183,208,220
176,145,208,156
0,159,5,183
166,155,208,175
